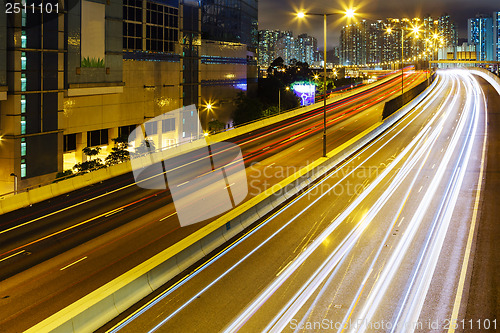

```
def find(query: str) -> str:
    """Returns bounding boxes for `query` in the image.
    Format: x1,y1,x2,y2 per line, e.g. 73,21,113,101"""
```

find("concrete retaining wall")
25,75,438,333
0,75,399,216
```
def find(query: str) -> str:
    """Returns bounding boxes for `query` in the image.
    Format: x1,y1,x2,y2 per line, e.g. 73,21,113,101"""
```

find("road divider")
0,75,400,216
24,74,438,333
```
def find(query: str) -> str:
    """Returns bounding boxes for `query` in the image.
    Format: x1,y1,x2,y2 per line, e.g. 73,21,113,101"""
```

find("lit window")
21,116,26,134
21,74,26,91
21,31,27,48
21,138,26,156
21,52,26,70
21,95,26,113
21,159,27,178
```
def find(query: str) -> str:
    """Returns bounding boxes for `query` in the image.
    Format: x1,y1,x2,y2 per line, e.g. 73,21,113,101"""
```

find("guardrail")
24,72,440,333
382,73,436,119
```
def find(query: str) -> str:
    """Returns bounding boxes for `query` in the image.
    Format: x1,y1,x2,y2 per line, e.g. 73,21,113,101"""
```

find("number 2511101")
6,2,59,14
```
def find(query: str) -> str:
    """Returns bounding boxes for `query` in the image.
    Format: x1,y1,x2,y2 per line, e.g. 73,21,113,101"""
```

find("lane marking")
177,181,190,187
0,250,25,263
447,77,488,333
105,209,123,218
160,212,177,222
60,257,88,271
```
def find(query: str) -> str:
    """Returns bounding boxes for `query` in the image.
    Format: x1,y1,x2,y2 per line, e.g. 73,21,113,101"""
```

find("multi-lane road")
0,72,426,331
98,70,498,333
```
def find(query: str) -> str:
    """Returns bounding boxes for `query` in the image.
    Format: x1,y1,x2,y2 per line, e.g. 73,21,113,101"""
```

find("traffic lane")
280,73,480,333
0,73,424,281
104,76,444,333
462,76,500,332
234,75,462,333
0,73,419,251
0,89,387,281
0,89,403,332
0,74,408,231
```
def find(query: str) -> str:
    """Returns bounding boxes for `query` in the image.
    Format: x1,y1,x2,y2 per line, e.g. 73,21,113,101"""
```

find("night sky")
259,0,499,48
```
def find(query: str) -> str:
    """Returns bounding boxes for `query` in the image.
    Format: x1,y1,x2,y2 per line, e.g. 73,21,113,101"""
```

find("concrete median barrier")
147,256,181,291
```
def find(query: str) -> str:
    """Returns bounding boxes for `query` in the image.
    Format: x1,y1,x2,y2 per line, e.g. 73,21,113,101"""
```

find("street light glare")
345,8,356,19
206,103,213,110
297,12,305,19
386,27,392,34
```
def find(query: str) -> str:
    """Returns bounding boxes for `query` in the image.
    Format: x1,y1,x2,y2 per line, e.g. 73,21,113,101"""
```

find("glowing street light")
296,7,356,157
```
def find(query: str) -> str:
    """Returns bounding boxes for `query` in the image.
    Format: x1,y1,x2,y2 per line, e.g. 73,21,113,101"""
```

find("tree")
135,138,156,155
82,146,101,160
208,119,226,133
232,91,264,125
105,137,131,166
73,146,104,172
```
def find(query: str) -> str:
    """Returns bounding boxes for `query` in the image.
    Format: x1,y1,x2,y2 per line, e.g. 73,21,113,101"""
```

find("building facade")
0,0,258,193
340,15,458,66
258,29,319,68
468,15,495,61
494,12,500,61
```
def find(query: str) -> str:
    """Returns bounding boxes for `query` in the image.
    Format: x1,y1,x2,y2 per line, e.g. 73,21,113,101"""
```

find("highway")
0,72,426,331
99,70,493,333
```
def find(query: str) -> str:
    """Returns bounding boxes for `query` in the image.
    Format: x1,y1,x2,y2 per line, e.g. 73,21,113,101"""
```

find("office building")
0,0,258,193
468,15,495,61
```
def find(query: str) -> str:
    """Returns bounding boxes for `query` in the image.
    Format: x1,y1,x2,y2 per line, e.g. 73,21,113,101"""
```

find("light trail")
352,72,481,333
256,75,457,333
222,76,450,332
107,74,438,333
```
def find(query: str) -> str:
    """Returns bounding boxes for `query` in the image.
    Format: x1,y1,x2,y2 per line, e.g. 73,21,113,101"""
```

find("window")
20,116,26,134
21,74,26,92
21,159,27,178
87,129,109,147
21,52,26,70
21,138,26,156
21,31,27,48
64,134,77,152
118,125,137,139
162,118,175,132
21,95,26,113
145,121,158,135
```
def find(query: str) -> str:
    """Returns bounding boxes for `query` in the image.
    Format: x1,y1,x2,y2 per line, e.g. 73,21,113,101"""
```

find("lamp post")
10,173,17,195
278,86,290,113
387,25,423,94
297,8,355,157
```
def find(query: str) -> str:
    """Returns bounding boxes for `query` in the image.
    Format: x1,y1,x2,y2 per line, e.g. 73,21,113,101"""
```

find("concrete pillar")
108,127,119,153
76,131,87,163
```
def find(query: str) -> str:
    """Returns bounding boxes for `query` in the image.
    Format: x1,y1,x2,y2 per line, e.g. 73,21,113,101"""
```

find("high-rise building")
340,15,458,66
0,0,258,193
494,12,500,61
258,30,281,68
468,15,495,61
258,30,319,67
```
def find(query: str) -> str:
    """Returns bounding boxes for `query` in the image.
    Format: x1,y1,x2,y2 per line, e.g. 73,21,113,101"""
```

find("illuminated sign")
292,83,316,106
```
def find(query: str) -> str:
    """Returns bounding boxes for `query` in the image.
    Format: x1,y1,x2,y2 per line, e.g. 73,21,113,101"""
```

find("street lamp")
386,24,422,94
297,8,356,157
10,173,17,195
278,86,290,113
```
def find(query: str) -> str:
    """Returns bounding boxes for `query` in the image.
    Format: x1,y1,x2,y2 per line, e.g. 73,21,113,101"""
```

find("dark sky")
259,0,499,48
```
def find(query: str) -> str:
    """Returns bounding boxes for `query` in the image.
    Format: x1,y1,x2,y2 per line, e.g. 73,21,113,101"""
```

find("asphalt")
0,73,426,332
97,72,486,333
461,76,500,332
